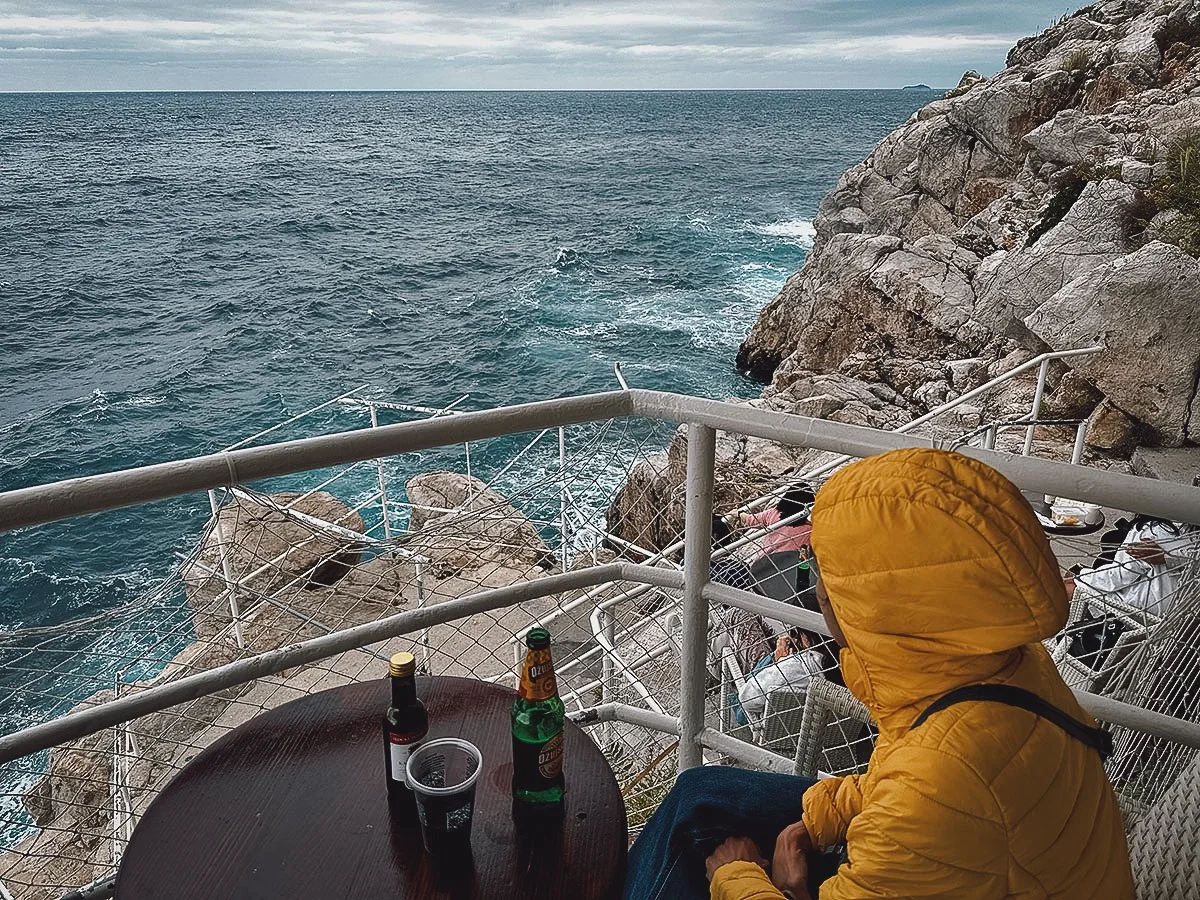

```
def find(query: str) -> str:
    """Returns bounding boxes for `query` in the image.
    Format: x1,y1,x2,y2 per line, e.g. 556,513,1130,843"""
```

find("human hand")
772,821,813,899
1127,541,1166,565
1064,577,1076,601
773,636,795,662
705,835,769,881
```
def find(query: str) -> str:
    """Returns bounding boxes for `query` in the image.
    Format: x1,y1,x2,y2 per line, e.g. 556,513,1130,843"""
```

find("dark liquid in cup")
416,793,475,859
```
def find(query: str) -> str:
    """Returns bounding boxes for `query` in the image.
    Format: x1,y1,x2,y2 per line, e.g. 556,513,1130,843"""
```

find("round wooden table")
115,676,627,899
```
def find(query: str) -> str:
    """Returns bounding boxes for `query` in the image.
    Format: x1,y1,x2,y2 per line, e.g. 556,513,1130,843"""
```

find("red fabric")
743,509,812,558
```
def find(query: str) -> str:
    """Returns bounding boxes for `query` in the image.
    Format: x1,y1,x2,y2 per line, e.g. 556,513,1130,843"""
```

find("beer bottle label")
538,733,564,780
513,731,564,792
519,647,558,701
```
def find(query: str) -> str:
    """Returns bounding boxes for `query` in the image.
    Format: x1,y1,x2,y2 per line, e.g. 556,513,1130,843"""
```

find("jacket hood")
810,448,1067,730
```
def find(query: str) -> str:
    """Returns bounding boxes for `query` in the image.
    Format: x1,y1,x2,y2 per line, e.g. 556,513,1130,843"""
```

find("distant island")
901,83,934,90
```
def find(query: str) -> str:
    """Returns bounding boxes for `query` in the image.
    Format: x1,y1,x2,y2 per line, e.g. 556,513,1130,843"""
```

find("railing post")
559,426,570,572
600,608,617,747
368,403,392,541
416,560,431,674
678,423,715,772
1023,359,1050,456
1071,421,1088,466
208,489,245,649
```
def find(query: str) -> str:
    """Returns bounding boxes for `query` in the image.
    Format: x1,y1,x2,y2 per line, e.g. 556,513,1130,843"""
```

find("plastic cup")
405,738,483,861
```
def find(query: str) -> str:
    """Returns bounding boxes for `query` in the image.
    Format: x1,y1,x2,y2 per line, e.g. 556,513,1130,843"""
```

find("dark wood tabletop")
115,675,627,899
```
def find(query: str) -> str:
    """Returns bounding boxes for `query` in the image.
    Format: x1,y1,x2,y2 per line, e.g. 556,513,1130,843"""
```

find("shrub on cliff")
1150,138,1200,257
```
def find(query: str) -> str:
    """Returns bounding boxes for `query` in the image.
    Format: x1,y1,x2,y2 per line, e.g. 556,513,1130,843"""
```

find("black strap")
911,684,1113,760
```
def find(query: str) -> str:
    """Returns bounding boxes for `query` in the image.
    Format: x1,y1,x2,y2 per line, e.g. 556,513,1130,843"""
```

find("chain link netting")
0,392,1197,897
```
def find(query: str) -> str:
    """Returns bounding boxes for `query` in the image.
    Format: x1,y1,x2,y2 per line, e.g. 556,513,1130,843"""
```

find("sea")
0,89,930,841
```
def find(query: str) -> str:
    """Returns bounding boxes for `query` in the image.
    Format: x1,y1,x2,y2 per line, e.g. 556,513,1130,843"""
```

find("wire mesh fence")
0,386,1197,897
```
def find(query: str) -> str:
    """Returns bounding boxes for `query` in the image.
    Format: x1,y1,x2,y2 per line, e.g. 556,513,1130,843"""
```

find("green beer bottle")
511,628,565,804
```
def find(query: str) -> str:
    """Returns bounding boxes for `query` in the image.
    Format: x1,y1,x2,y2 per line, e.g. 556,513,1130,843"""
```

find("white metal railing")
2,388,1200,898
777,344,1103,489
2,390,1199,750
516,347,1106,668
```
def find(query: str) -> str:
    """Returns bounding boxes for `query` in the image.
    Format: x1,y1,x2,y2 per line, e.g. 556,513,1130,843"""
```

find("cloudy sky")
3,0,1076,92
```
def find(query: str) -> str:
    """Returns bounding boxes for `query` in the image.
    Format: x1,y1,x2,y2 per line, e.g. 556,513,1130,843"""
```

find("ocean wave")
751,218,816,247
554,247,585,271
125,394,166,408
0,556,151,594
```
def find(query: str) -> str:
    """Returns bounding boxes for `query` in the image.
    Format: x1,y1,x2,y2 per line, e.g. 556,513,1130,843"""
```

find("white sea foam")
554,247,584,269
126,394,166,408
752,218,816,247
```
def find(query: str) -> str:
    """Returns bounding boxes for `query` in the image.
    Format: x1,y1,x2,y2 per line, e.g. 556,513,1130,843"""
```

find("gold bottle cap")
389,651,416,678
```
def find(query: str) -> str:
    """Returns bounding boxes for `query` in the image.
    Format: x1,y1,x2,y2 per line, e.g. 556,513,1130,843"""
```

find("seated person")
1068,516,1198,618
705,514,776,723
623,448,1133,900
736,628,826,726
1062,516,1198,678
734,485,815,561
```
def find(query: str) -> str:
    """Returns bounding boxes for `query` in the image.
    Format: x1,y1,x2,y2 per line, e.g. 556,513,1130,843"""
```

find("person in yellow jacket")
623,448,1134,900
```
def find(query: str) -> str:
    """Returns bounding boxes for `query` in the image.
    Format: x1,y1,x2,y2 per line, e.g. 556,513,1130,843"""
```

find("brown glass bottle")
511,628,565,804
383,651,428,804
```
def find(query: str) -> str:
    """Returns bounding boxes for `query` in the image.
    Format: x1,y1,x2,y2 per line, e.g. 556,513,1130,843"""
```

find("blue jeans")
623,766,826,900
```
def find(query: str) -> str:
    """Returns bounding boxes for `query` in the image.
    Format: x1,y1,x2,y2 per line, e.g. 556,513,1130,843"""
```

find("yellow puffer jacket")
712,448,1134,900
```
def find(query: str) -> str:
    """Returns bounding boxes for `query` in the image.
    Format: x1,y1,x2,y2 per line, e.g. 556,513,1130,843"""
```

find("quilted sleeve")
817,747,1007,900
710,861,788,900
801,775,865,850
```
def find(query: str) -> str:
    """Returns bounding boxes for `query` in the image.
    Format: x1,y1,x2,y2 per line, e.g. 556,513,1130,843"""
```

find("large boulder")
405,472,554,576
972,179,1150,335
946,69,1075,159
605,415,809,555
763,371,913,430
1023,108,1125,166
738,232,990,389
1025,241,1200,445
182,491,365,638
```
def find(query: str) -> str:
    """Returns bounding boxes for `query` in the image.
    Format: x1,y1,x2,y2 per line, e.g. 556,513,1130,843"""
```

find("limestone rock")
1026,241,1200,445
944,70,984,99
604,451,679,553
738,0,1200,477
406,472,554,576
1130,445,1200,485
1083,62,1155,112
1043,368,1105,420
764,371,912,430
1024,109,1124,166
1120,158,1153,187
182,491,365,638
945,357,988,392
604,423,804,555
739,230,991,391
946,70,1074,159
1086,399,1143,454
973,180,1148,333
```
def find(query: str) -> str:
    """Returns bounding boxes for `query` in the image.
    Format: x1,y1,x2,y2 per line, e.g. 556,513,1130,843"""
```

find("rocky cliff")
737,0,1200,452
604,0,1200,553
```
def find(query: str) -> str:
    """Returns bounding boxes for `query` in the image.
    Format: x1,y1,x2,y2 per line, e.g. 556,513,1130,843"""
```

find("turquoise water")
0,90,927,738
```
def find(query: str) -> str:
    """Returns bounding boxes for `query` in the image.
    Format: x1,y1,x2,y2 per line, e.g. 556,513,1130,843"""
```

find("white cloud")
0,0,1072,89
